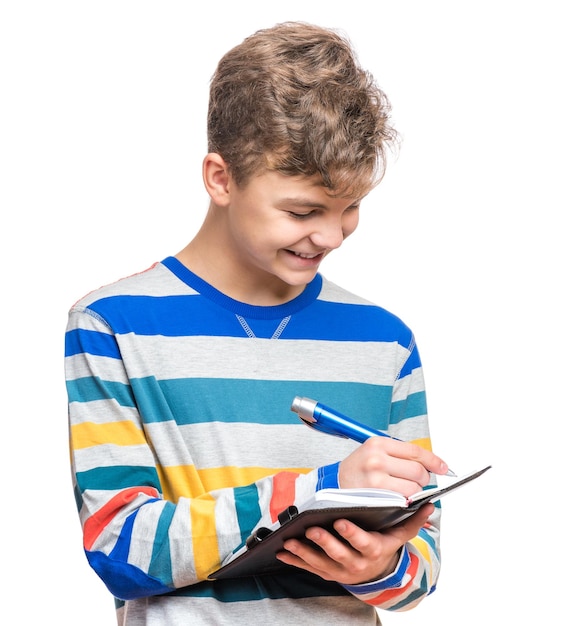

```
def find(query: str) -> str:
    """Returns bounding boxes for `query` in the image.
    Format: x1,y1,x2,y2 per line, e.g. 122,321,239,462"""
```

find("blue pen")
290,396,457,477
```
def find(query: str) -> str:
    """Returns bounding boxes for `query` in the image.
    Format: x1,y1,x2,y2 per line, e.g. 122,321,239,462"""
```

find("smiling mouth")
290,250,323,259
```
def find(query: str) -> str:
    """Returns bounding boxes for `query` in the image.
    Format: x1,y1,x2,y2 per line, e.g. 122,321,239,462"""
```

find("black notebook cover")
209,465,491,580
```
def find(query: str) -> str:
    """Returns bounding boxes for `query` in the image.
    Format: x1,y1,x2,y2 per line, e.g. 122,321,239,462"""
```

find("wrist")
377,547,403,580
341,546,409,594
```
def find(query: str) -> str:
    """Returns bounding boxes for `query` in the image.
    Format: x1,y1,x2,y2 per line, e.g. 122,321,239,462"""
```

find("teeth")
294,251,318,259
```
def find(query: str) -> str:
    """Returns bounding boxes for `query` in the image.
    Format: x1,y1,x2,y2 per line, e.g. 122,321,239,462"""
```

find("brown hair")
207,21,398,198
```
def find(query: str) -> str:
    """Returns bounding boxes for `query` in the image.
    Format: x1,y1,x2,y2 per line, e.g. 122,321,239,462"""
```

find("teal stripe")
130,377,177,423
135,377,393,430
417,526,439,553
419,483,443,511
75,465,160,492
390,390,427,424
233,484,262,547
148,502,175,583
66,376,135,407
73,482,83,512
171,570,349,601
390,571,430,610
295,382,393,430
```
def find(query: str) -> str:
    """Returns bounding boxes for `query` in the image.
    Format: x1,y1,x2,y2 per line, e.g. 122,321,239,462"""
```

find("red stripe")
269,472,300,523
367,551,420,605
83,486,159,550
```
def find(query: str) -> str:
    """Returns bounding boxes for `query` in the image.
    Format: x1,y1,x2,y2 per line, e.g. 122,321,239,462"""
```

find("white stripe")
66,352,129,385
74,443,156,473
117,334,409,385
69,400,139,426
146,421,358,469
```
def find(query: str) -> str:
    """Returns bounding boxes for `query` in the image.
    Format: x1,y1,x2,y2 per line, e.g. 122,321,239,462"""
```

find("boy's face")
220,169,363,301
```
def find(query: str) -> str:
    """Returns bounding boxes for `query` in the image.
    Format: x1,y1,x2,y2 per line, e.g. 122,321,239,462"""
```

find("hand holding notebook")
209,465,491,579
210,397,491,580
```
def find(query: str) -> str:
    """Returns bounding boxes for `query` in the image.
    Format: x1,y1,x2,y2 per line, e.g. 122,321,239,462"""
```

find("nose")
309,216,347,250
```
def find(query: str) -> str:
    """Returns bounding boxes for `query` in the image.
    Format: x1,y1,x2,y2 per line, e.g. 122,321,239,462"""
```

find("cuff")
316,462,340,490
341,545,410,594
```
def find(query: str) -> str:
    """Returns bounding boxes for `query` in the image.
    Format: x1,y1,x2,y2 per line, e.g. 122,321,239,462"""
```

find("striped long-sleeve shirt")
65,256,441,625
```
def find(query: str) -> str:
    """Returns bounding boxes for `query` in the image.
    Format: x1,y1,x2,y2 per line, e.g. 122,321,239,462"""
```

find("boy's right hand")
338,436,450,498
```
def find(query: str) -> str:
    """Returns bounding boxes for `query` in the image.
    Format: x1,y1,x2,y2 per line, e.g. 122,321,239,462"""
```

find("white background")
1,1,564,623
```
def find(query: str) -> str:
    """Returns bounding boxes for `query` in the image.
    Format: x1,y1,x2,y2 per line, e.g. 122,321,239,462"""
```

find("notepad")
209,465,491,580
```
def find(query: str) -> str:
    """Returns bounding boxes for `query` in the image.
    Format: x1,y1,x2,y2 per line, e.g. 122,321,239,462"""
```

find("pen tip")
445,468,458,477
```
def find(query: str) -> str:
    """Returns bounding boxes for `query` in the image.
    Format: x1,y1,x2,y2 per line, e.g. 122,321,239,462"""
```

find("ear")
202,153,231,206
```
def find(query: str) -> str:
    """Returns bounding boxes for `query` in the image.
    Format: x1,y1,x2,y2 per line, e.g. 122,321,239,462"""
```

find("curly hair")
207,22,398,198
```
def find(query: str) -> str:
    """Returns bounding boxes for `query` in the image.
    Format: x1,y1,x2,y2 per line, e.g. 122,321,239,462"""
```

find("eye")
288,210,317,220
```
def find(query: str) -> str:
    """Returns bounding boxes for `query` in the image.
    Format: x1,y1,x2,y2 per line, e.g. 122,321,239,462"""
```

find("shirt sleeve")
341,337,442,611
65,306,323,600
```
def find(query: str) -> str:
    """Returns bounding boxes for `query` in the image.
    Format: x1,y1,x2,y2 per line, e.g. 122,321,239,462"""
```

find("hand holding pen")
291,396,456,488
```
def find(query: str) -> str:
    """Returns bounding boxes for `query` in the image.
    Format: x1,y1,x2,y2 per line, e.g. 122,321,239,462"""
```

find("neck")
176,212,305,306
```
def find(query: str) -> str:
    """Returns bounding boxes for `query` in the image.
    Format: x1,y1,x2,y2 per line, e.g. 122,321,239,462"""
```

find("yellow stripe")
156,464,206,502
157,465,312,502
410,535,432,567
190,494,220,579
71,421,146,449
198,466,311,491
410,535,433,587
411,437,432,451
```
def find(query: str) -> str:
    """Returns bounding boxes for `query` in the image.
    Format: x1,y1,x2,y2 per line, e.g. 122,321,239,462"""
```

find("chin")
278,270,318,289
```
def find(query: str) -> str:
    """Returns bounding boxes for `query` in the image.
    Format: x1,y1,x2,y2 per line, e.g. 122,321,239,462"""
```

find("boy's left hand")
275,503,434,585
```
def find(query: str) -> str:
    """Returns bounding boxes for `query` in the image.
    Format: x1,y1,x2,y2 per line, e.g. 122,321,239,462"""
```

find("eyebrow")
277,197,327,208
276,196,362,209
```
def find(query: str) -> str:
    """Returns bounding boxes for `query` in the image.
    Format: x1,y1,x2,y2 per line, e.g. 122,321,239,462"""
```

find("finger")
331,504,434,558
370,438,450,481
303,524,403,584
276,533,340,575
381,504,435,544
392,440,450,477
358,439,430,491
304,526,358,561
331,519,377,555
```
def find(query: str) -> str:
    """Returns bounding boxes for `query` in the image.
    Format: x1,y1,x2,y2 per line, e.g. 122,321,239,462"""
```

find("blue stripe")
342,546,410,593
317,462,340,489
84,295,412,345
109,510,138,561
65,328,120,359
292,301,412,344
398,342,422,378
86,550,172,600
162,255,322,321
66,376,135,407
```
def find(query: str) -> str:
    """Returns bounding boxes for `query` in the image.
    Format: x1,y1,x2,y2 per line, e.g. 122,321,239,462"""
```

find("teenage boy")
65,21,451,625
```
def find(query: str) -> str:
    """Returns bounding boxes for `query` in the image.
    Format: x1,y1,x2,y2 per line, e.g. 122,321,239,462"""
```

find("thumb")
384,504,435,544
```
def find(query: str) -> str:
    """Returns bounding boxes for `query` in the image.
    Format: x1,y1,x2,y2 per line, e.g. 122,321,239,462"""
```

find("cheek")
343,212,360,238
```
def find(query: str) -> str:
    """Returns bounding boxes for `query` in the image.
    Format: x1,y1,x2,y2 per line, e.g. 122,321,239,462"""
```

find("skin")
177,153,450,584
178,152,362,305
